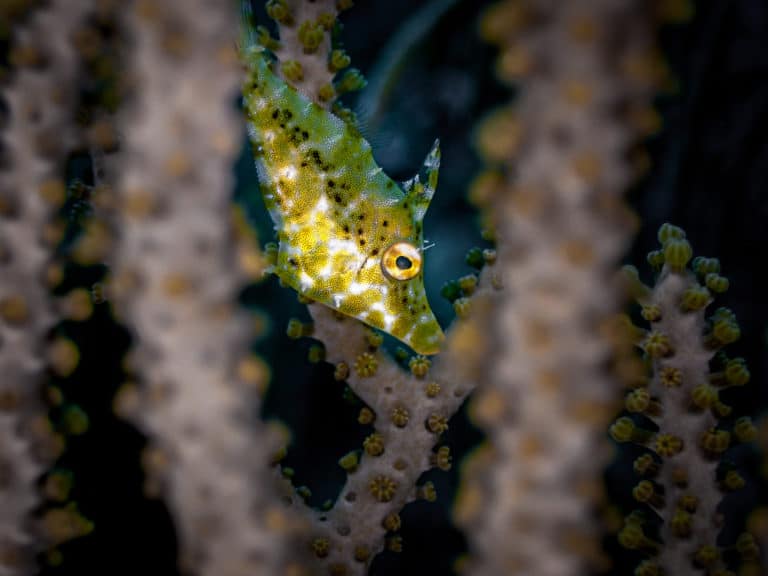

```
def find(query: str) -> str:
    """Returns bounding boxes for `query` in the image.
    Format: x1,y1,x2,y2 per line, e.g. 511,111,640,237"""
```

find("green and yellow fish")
242,46,445,355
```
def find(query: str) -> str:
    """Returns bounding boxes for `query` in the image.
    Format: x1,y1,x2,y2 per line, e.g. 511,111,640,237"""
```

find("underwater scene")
1,0,767,575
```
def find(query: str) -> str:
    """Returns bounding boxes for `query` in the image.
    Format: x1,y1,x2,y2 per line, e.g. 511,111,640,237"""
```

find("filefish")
242,46,445,355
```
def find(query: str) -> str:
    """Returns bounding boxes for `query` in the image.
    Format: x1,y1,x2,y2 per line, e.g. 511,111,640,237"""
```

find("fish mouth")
402,317,445,356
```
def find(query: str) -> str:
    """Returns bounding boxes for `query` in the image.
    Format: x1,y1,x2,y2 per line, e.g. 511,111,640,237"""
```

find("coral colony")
0,1,764,576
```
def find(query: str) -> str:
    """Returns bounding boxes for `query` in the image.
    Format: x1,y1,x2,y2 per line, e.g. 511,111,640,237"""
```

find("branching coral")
614,225,758,575
454,1,663,574
104,2,301,574
256,0,362,107
1,1,764,575
296,267,498,573
0,1,95,572
243,2,505,572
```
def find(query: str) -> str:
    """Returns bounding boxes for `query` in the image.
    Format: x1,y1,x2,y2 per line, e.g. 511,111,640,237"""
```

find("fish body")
242,47,444,355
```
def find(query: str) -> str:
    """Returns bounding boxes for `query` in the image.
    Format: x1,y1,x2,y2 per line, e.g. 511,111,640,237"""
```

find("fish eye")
396,256,412,270
382,241,422,281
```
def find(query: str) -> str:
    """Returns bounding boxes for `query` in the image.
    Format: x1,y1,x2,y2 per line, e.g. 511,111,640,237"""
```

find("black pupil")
395,256,412,270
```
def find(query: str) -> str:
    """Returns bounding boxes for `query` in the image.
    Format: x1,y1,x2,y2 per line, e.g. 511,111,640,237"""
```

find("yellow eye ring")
381,241,422,281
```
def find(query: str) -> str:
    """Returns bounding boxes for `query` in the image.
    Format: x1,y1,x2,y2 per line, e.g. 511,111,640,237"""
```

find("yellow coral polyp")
635,560,662,576
353,545,370,563
281,60,304,83
297,20,325,53
724,357,750,386
654,433,683,457
733,417,757,443
659,365,682,387
357,407,374,425
710,309,741,345
382,512,401,532
609,417,636,443
671,509,692,538
265,0,293,25
640,304,661,322
0,294,29,325
625,388,650,413
426,413,448,434
368,474,397,502
617,521,648,550
677,494,698,512
633,453,658,476
690,384,718,410
425,381,441,398
700,428,730,454
390,406,409,428
663,238,693,272
329,49,351,72
657,223,686,244
432,446,452,471
693,545,720,567
312,537,330,558
632,480,656,504
354,352,378,378
408,354,431,378
705,273,729,293
643,331,672,358
681,285,710,311
363,432,384,456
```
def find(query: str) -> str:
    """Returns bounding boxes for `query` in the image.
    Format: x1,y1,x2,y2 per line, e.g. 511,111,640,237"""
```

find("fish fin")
402,138,440,221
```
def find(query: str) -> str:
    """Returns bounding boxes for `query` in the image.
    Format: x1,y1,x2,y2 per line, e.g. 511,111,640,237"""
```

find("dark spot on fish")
359,214,365,220
343,225,350,233
359,239,366,246
283,109,293,120
382,220,388,227
334,194,342,203
272,109,279,119
371,249,379,256
357,228,363,235
288,258,298,266
328,180,335,188
301,161,308,167
302,131,309,140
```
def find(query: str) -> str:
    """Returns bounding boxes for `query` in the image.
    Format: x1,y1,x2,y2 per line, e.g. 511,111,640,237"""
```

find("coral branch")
455,1,660,574
303,264,499,574
264,0,352,106
614,225,757,574
0,1,90,572
106,2,300,574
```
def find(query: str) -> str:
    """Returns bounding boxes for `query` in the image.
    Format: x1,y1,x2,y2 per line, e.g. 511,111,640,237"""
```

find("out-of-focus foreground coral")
454,1,660,574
